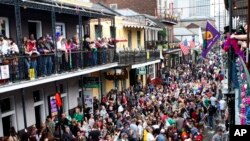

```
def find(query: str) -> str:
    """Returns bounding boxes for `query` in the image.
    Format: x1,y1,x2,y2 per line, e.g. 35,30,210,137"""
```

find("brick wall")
91,0,157,16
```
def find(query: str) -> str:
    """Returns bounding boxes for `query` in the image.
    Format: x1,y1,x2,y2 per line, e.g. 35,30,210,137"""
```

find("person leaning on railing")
7,38,19,82
71,34,80,70
25,34,40,78
83,35,92,67
44,35,54,76
56,35,68,73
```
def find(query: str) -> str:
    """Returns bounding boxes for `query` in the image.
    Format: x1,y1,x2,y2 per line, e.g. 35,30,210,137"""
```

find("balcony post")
78,14,83,68
51,5,57,73
14,0,22,48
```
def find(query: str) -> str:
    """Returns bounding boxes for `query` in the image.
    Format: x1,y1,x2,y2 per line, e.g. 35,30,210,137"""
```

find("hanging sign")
0,65,9,79
138,67,146,75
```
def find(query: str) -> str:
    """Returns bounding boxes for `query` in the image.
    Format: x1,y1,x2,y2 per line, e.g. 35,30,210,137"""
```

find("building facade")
0,0,161,138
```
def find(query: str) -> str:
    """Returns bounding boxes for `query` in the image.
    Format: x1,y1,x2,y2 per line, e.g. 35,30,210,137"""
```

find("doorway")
28,21,42,40
129,69,136,86
2,115,11,136
34,106,41,129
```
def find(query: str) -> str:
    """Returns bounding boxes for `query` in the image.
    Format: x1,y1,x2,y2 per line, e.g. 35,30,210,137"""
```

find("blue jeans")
102,48,107,64
208,115,213,128
41,56,53,75
92,51,97,66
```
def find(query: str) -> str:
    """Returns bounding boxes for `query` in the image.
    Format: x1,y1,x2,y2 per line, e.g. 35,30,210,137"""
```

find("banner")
0,65,9,79
202,21,221,58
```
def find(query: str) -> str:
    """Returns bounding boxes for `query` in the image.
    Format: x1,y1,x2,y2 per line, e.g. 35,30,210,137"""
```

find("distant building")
174,0,211,19
90,0,178,43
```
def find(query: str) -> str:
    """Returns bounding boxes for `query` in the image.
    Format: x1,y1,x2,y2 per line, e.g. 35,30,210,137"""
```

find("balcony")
0,49,118,92
117,50,161,66
157,13,178,25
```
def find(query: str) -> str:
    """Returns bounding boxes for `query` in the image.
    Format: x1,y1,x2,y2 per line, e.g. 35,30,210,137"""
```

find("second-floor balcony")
0,49,117,91
0,49,161,91
157,12,178,25
118,50,161,66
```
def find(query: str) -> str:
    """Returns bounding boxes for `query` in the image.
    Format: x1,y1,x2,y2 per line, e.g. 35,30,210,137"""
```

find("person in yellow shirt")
143,128,148,141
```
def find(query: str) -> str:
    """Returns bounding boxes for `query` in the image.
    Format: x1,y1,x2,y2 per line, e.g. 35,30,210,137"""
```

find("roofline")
97,2,121,16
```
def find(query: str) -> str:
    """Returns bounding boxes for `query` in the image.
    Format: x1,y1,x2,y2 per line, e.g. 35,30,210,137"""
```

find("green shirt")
73,113,83,122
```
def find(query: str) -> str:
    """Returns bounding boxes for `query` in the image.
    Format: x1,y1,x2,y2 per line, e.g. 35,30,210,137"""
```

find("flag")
179,39,190,55
202,21,221,58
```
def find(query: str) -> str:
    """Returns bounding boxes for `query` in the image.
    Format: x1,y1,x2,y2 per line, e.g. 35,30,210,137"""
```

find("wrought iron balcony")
0,49,117,86
157,13,178,24
117,50,161,66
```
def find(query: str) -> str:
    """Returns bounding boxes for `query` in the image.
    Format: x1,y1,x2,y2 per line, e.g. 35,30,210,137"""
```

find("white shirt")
147,133,154,141
219,99,226,110
0,40,9,55
210,96,217,106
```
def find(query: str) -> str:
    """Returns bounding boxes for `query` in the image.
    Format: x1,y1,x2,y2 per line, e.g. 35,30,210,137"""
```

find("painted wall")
89,17,145,51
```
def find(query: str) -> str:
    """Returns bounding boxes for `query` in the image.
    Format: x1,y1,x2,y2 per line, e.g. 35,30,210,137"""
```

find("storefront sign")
82,77,99,88
138,67,146,75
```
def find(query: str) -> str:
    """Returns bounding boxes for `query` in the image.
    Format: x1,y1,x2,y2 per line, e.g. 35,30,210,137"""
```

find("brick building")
91,0,157,16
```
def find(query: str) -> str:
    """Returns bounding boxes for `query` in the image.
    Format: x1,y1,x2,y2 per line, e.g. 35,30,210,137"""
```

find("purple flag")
202,21,221,58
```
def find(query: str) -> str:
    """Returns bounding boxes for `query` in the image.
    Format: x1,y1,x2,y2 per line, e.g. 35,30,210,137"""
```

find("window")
59,84,65,93
76,25,84,36
33,90,41,102
0,17,9,38
128,30,132,48
56,22,66,38
109,4,118,9
95,25,103,39
0,98,12,113
110,26,115,38
137,31,141,48
148,65,156,79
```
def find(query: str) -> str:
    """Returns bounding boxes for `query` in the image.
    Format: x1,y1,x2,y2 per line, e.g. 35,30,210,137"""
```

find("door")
28,22,37,39
2,115,11,136
129,69,136,86
35,106,41,128
28,21,42,40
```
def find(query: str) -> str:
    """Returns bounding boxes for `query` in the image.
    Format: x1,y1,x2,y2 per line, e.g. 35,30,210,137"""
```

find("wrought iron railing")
118,50,160,65
0,49,116,85
0,49,160,86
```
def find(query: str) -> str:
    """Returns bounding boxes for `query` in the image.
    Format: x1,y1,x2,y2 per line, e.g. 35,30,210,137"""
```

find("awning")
131,60,161,69
124,25,145,29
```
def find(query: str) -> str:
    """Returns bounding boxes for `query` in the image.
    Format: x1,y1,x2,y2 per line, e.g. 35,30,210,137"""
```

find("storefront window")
148,65,156,79
0,17,9,37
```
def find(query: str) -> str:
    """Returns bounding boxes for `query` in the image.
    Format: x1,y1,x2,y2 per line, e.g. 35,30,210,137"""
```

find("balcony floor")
0,62,118,93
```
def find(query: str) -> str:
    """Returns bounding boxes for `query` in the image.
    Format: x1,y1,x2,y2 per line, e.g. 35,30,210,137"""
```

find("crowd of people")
4,52,229,141
0,34,115,82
